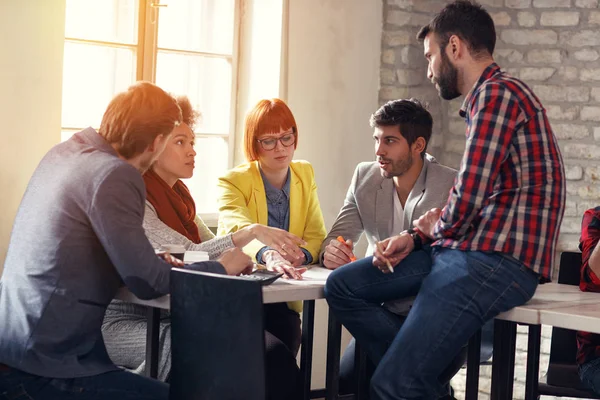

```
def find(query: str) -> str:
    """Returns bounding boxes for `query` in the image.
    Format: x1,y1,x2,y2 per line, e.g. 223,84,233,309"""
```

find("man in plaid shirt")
325,1,566,399
578,206,600,393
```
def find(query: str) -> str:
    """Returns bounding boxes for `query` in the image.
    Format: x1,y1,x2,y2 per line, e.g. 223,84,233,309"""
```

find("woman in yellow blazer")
217,98,326,400
217,98,326,278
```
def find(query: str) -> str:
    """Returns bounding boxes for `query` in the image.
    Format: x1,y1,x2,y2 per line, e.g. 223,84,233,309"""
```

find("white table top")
115,266,332,310
116,268,600,334
498,283,600,333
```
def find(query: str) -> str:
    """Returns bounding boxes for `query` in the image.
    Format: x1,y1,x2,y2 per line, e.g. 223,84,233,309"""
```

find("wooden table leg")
145,306,161,379
325,310,342,400
354,341,369,400
300,300,315,400
491,320,517,400
524,325,541,400
466,329,482,400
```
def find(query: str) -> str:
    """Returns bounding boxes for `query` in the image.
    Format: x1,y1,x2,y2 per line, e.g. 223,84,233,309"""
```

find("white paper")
184,251,209,264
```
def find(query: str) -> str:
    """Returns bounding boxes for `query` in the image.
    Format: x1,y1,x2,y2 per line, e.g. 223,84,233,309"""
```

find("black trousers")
264,303,303,400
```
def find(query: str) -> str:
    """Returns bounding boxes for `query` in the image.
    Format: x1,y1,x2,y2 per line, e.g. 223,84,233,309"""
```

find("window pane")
156,52,232,134
182,137,229,213
157,0,235,54
65,0,138,44
62,42,136,129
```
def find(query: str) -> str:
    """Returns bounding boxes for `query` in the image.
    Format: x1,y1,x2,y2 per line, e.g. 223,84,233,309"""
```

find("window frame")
62,0,242,219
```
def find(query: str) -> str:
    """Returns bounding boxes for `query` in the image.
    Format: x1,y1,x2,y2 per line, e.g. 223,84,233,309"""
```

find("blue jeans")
579,357,600,394
325,247,539,400
0,366,168,400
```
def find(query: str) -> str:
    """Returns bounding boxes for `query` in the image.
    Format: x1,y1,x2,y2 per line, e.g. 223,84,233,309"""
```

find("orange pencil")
336,236,357,262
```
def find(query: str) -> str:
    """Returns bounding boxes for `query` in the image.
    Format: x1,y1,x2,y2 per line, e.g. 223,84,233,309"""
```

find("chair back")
543,251,591,391
169,268,266,400
547,252,582,367
557,251,583,286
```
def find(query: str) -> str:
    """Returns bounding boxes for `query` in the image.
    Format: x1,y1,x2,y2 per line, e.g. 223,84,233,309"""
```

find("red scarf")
143,169,201,244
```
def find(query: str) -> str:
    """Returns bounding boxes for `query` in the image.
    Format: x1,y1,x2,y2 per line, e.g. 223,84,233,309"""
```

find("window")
62,0,239,216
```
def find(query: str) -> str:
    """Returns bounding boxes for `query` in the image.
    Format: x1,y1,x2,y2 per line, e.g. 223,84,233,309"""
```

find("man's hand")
217,248,253,276
413,208,442,239
157,252,184,267
323,238,355,270
372,233,414,272
264,250,307,280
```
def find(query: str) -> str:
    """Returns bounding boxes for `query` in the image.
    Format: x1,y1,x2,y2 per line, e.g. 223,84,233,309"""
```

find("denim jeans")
0,366,168,400
579,357,600,394
325,247,539,400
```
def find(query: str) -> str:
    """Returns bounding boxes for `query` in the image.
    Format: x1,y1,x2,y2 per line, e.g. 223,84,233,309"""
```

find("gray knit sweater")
102,202,236,380
142,201,234,259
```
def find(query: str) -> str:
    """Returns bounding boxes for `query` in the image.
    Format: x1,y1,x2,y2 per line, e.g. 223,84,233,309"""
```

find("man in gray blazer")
323,99,493,396
0,82,251,400
320,99,464,395
321,99,456,269
321,155,454,267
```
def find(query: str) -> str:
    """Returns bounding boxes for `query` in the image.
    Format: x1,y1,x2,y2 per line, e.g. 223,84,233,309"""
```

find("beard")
434,51,461,100
380,152,413,179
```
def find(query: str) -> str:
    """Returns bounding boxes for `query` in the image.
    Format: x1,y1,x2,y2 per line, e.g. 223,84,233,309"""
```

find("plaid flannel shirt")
432,63,566,281
577,207,600,365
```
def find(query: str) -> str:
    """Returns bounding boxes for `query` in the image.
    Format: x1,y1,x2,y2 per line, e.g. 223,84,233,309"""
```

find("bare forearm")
231,224,257,248
589,244,600,277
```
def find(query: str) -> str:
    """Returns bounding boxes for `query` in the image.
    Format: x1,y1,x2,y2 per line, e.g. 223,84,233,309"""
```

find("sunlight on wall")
0,1,65,272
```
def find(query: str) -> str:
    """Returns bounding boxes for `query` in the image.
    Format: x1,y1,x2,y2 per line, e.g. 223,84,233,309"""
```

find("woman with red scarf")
139,97,303,259
102,97,304,398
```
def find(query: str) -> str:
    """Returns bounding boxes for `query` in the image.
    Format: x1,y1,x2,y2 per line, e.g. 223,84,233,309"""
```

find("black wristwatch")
407,228,423,252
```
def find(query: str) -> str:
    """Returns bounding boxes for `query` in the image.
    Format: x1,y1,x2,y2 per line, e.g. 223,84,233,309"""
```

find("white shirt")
391,189,405,236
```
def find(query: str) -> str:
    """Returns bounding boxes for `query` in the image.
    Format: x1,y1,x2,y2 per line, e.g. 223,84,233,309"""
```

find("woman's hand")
263,250,307,280
283,252,307,267
249,224,306,262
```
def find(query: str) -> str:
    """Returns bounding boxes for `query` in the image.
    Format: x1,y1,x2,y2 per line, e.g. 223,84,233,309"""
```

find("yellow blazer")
217,160,327,264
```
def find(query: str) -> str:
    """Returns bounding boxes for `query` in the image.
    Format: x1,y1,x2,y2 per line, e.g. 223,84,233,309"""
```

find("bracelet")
407,228,423,252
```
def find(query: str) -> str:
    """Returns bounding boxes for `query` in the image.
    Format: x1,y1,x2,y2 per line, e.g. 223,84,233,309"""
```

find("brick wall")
380,0,599,398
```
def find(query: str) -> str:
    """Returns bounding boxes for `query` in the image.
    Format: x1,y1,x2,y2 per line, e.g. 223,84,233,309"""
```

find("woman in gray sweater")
101,97,305,392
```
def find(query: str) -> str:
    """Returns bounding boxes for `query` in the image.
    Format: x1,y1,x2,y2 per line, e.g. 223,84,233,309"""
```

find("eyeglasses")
256,131,296,151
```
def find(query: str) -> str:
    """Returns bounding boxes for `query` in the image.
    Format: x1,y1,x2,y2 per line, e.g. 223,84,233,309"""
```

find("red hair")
243,98,298,161
99,81,182,159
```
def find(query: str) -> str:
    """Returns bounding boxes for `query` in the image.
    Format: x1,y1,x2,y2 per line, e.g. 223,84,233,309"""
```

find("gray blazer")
320,154,457,261
0,128,224,378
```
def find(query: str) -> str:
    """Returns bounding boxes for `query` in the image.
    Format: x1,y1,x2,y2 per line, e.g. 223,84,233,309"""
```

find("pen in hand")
336,236,357,262
372,236,394,274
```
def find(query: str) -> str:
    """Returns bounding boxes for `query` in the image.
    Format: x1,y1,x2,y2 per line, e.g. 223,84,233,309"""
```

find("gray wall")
286,0,384,388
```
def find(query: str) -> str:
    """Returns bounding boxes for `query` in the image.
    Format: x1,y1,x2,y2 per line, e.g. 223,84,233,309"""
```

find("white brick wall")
379,0,600,397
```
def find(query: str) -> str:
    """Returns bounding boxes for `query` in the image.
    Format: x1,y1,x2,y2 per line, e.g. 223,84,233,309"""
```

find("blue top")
256,168,312,264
